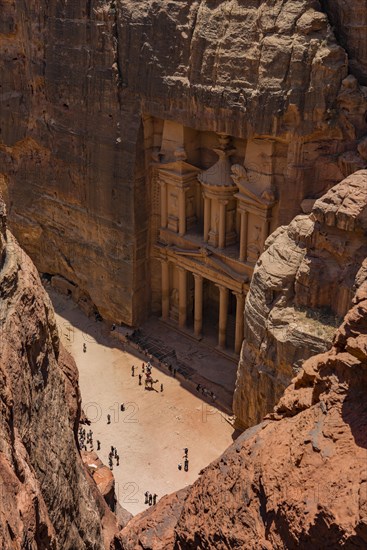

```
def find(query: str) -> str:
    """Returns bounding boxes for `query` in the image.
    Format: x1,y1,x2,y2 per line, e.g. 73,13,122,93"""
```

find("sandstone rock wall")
321,0,367,84
1,0,366,325
0,198,117,548
115,255,367,549
233,170,367,429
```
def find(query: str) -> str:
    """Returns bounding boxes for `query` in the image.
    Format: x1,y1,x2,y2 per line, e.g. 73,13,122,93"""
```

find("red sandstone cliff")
1,0,367,325
0,199,117,548
115,175,367,549
233,169,367,429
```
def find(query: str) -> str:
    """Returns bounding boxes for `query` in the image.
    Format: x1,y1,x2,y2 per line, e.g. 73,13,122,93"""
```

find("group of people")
131,362,165,392
144,491,158,506
78,426,101,452
196,384,217,403
178,448,189,472
108,446,120,469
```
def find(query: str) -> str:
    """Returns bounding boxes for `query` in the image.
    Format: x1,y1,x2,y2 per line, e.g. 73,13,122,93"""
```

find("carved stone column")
203,196,211,242
178,188,186,236
234,292,245,354
160,180,168,229
239,211,248,262
193,273,203,338
217,284,229,349
178,266,187,328
218,200,227,248
161,260,170,321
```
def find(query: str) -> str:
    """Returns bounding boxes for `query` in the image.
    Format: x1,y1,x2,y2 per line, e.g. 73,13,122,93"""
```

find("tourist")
160,383,163,392
111,445,114,454
111,323,116,331
131,365,135,376
83,343,87,353
184,448,188,458
153,494,157,505
184,458,189,472
139,374,142,385
144,491,149,504
148,494,153,506
97,440,101,451
196,384,201,392
120,403,125,412
142,363,145,372
178,463,182,471
107,414,111,424
116,455,119,466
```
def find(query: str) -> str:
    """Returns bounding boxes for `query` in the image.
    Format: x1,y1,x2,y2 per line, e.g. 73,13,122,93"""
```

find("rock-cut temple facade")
147,120,277,356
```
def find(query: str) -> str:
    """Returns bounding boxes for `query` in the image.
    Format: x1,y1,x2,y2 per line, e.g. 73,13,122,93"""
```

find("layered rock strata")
0,198,117,548
233,170,367,429
116,257,367,549
1,0,367,324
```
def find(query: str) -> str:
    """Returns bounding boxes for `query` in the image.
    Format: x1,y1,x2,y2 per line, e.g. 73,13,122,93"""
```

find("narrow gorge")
0,0,366,548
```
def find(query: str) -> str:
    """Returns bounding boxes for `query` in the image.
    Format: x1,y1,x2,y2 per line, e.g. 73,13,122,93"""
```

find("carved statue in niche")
187,195,195,218
170,287,179,321
171,288,179,306
170,193,178,212
247,224,261,262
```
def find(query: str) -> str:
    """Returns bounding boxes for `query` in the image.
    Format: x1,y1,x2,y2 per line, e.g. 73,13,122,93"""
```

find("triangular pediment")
158,160,200,177
231,164,276,206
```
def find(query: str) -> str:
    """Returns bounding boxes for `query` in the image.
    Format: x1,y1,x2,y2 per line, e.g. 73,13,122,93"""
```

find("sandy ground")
49,290,236,516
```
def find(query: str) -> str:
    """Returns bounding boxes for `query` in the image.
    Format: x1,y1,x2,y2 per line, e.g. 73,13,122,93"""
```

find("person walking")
131,365,135,376
148,494,153,506
153,494,157,505
116,455,119,466
139,374,142,385
160,383,163,392
120,403,125,412
97,440,101,451
184,458,189,472
107,414,111,424
144,491,149,504
83,343,87,353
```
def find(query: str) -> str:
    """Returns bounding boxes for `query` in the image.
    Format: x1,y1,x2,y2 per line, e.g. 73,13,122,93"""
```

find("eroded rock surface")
0,199,117,548
116,257,367,549
233,170,367,429
321,0,367,84
1,0,366,325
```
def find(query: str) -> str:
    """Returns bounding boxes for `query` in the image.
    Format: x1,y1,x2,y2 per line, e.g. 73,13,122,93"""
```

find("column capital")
216,283,227,292
177,265,187,275
193,272,203,282
218,199,229,206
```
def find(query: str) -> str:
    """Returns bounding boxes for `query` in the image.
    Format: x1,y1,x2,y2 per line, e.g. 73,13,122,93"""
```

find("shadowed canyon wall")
0,198,118,548
1,0,367,327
